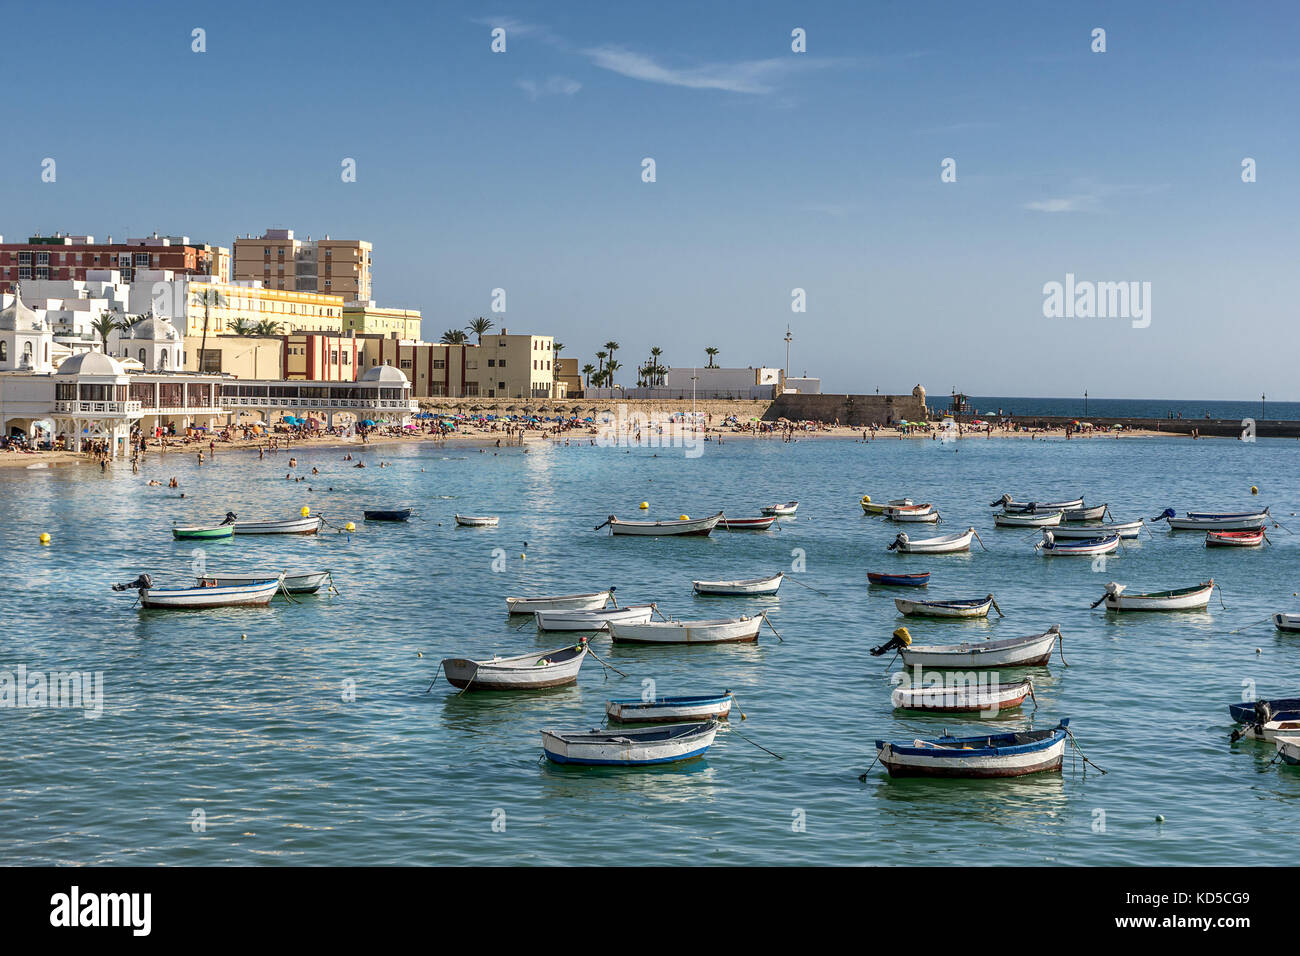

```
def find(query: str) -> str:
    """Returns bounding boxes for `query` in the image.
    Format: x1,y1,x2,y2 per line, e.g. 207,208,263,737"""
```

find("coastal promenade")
952,413,1300,439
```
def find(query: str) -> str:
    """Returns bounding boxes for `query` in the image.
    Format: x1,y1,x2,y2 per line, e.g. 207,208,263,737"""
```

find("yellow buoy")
1251,486,1259,495
639,501,649,510
417,652,423,658
679,514,690,521
861,495,871,504
301,505,311,516
520,553,526,560
39,532,51,545
344,521,356,532
241,633,247,641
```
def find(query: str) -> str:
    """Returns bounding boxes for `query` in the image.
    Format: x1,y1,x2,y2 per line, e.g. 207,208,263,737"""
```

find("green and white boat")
171,525,235,541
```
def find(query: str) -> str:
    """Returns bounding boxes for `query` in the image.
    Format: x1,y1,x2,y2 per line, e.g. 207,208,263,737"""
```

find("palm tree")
604,358,621,388
649,347,663,385
595,350,607,375
581,363,595,388
192,287,227,372
254,319,283,336
441,329,469,345
604,341,620,367
468,316,493,344
230,318,255,336
705,346,719,368
552,342,564,359
91,309,126,353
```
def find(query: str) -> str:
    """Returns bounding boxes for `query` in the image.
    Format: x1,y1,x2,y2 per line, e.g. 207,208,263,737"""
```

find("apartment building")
342,301,422,339
361,330,556,399
0,232,229,293
233,228,372,301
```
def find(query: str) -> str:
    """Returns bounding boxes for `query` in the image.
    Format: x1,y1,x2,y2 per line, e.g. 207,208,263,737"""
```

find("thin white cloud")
517,76,582,100
1025,196,1095,213
582,46,837,94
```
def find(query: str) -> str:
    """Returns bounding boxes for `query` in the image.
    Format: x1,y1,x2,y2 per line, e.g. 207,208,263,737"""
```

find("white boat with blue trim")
605,693,734,723
542,720,719,765
875,719,1071,778
114,573,285,609
534,604,656,632
505,590,612,615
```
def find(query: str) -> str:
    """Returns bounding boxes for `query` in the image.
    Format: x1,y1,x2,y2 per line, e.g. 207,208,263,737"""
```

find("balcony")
54,400,143,416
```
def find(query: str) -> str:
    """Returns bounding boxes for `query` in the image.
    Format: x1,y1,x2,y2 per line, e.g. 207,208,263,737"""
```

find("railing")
53,401,144,415
220,397,417,411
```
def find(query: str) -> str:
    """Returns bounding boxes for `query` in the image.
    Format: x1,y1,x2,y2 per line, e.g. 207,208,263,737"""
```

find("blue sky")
2,1,1297,399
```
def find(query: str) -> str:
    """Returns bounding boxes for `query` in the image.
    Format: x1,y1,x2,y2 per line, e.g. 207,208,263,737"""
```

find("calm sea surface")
968,396,1300,421
2,434,1298,865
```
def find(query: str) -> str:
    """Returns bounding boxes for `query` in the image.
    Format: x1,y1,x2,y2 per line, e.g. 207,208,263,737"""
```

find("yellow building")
555,357,580,398
183,335,284,378
233,228,372,301
343,302,422,339
361,330,557,398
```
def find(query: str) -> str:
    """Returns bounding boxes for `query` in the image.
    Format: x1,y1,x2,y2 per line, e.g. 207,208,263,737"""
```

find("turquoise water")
2,434,1299,865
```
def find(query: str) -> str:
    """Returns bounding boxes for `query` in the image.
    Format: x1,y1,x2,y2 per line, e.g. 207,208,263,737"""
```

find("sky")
1,0,1297,399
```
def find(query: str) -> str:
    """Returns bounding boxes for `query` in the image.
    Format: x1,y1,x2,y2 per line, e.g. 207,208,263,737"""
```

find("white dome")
0,289,43,332
127,316,181,341
56,351,126,376
360,364,409,384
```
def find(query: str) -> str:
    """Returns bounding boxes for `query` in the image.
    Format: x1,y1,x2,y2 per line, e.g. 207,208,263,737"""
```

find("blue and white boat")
1228,698,1300,723
1153,508,1269,531
605,693,733,723
1276,736,1300,766
868,571,930,587
542,720,719,765
1037,531,1120,556
874,719,1071,778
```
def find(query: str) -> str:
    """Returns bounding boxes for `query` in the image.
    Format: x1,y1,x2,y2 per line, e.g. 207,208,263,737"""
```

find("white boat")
455,514,499,527
889,508,941,523
441,641,588,690
894,594,996,618
1037,530,1120,556
608,616,763,644
1095,580,1214,612
1063,504,1108,522
994,509,1063,528
884,502,934,518
875,721,1070,778
692,573,783,596
1046,520,1144,539
891,679,1033,713
761,501,798,516
1235,717,1300,742
862,496,913,515
888,528,976,554
1154,508,1269,531
602,512,723,536
717,516,777,531
534,604,656,632
229,515,322,535
1276,735,1300,765
197,570,332,594
505,590,611,615
897,626,1061,669
115,573,286,609
1273,613,1300,632
542,720,719,765
991,494,1084,513
605,693,734,723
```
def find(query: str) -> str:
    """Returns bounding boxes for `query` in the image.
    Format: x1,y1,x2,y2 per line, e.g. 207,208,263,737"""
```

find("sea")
967,396,1300,422
1,432,1298,865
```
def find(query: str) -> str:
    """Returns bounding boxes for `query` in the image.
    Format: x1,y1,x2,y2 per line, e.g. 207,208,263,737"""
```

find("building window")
499,359,505,368
487,359,495,367
23,342,34,361
498,381,505,390
161,351,170,369
199,349,221,373
0,341,6,361
433,359,445,369
139,348,146,364
400,359,412,369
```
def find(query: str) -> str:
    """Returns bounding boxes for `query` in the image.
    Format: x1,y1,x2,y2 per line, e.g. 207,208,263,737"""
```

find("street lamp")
1261,393,1266,420
783,326,792,382
1084,389,1088,416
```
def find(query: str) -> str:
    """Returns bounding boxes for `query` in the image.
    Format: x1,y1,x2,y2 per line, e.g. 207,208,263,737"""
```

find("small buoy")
301,505,311,516
639,501,649,510
1251,485,1259,495
1155,815,1165,823
344,521,356,532
417,652,423,658
241,633,247,641
520,553,526,560
1256,647,1262,654
679,514,690,520
39,532,50,545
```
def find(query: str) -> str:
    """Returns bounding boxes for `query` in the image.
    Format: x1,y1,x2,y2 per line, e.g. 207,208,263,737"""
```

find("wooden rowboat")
891,678,1033,713
229,515,322,535
875,720,1070,778
542,720,719,765
506,590,611,615
364,508,412,522
1063,504,1108,522
1046,520,1144,539
994,509,1063,528
602,512,723,536
534,604,655,632
862,496,913,515
1094,580,1214,612
608,616,763,644
887,626,1062,669
1153,508,1268,531
760,501,798,516
197,570,332,594
1276,736,1300,766
441,640,588,690
171,525,234,541
1274,613,1300,632
692,573,783,596
718,516,777,531
894,593,997,618
605,693,733,723
884,502,934,518
888,528,976,553
454,514,499,527
990,494,1084,513
1205,528,1265,547
868,571,930,587
889,508,941,523
1037,531,1120,555
115,573,285,609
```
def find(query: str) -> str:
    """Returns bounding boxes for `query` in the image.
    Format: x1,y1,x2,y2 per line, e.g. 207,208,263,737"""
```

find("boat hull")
868,572,930,587
534,605,655,631
1040,533,1120,556
232,516,322,535
442,644,587,690
718,516,776,531
1276,736,1300,766
891,680,1031,713
1063,504,1107,522
1166,513,1267,531
890,529,975,554
1206,529,1264,547
1103,581,1213,612
692,574,783,596
894,596,992,618
198,571,330,594
171,526,234,540
506,591,610,615
609,512,723,536
995,510,1063,527
1047,521,1143,539
876,737,1066,777
608,617,762,644
140,579,281,609
455,515,499,527
1274,614,1300,632
364,509,412,522
900,628,1059,669
605,695,734,723
542,721,718,765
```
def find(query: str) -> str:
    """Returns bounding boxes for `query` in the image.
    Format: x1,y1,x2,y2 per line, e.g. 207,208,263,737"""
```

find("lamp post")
1261,393,1266,420
783,326,792,383
1084,389,1088,416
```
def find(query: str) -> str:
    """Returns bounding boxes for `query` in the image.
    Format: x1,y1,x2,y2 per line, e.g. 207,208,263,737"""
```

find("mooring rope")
1065,727,1108,774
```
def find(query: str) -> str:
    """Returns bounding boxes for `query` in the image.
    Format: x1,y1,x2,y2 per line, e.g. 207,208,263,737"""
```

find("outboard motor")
887,532,909,552
989,493,1012,508
112,574,153,592
1151,508,1176,522
870,626,912,657
1231,700,1274,742
221,511,239,525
